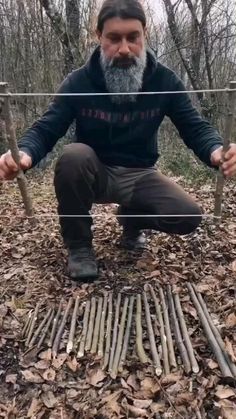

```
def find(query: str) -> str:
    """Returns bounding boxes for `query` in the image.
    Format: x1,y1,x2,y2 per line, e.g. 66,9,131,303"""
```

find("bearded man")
1,0,236,281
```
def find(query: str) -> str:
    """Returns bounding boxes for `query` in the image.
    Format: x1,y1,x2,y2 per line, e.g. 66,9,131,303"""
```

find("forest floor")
0,168,236,419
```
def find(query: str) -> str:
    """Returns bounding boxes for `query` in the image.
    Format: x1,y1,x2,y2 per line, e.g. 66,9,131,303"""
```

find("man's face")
97,17,146,67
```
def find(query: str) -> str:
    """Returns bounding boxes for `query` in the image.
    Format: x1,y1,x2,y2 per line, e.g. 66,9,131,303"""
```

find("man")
0,0,235,281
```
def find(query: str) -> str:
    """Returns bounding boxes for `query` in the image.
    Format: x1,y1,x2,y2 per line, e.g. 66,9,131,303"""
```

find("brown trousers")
54,143,202,248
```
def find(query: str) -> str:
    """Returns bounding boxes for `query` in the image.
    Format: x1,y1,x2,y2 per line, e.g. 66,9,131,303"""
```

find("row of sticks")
22,283,236,380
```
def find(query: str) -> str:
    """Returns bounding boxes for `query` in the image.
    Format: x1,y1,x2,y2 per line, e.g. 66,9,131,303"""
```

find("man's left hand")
210,143,236,177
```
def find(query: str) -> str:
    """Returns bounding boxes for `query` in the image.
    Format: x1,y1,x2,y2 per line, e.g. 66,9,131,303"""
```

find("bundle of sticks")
22,284,236,381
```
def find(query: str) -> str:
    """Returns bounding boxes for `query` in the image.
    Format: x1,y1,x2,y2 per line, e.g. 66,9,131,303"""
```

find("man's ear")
143,26,147,38
96,30,102,42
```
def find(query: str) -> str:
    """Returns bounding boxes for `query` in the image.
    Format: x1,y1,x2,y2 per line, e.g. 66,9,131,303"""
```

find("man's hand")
210,143,236,177
0,150,32,180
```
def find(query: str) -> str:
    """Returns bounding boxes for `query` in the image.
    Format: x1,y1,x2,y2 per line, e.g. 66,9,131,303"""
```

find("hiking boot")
120,228,146,251
68,247,98,281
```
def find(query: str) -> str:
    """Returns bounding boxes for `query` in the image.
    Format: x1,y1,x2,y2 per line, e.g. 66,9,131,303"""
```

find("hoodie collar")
84,46,158,91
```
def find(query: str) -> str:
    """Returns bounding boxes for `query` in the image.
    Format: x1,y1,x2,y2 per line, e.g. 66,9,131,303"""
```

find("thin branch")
98,293,108,357
159,287,177,369
48,299,63,348
119,295,135,372
85,297,96,352
143,291,162,376
136,294,150,364
77,300,91,358
25,303,40,347
91,296,103,354
66,296,80,354
103,292,113,370
29,308,53,348
109,293,121,372
110,296,129,379
52,297,73,358
37,308,55,348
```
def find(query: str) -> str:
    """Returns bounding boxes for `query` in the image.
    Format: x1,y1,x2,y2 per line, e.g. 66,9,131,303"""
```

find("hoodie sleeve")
166,73,223,167
18,75,76,167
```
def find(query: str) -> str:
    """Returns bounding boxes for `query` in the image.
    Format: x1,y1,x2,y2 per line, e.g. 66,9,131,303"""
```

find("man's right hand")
0,150,32,180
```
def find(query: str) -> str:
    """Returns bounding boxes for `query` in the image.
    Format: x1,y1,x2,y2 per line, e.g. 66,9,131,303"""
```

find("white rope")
0,88,235,97
0,213,219,219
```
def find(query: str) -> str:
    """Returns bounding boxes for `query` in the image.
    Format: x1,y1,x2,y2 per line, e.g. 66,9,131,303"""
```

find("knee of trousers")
177,204,202,235
54,143,97,178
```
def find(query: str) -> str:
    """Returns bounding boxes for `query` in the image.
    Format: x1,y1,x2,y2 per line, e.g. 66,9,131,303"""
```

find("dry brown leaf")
225,337,236,362
22,369,44,384
207,359,218,370
34,360,50,370
133,399,152,409
87,368,106,387
39,349,52,361
127,374,140,391
66,389,80,399
42,368,56,382
66,357,78,372
5,374,17,384
183,303,198,319
231,260,236,272
219,400,236,419
225,313,236,328
125,403,148,417
175,392,194,406
41,391,58,408
27,398,43,418
161,372,182,385
215,386,236,400
120,377,131,390
149,270,161,278
52,353,68,369
150,402,167,414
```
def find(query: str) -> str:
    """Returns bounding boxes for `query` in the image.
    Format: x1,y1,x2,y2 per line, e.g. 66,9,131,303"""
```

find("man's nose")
118,39,130,55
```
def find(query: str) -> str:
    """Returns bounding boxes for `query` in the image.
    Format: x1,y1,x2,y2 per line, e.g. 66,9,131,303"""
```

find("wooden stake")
118,295,135,372
29,308,53,348
167,285,191,374
0,83,34,217
135,294,150,364
143,291,162,376
85,297,96,352
77,300,91,358
174,293,199,373
52,297,73,358
66,296,80,354
91,296,103,354
25,303,40,347
48,299,63,348
103,292,113,370
98,293,108,357
110,296,129,379
22,310,33,337
159,286,177,369
109,293,121,372
37,308,55,348
214,81,236,222
149,285,170,375
187,283,233,379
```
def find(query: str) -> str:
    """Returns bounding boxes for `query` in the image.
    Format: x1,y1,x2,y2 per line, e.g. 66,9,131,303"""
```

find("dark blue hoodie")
18,47,223,168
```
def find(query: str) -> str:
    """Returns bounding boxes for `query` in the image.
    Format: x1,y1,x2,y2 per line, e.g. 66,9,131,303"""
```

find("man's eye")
109,36,120,43
128,35,139,43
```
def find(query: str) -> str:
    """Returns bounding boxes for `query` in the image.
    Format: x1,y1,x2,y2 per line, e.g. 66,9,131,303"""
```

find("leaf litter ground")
0,169,236,418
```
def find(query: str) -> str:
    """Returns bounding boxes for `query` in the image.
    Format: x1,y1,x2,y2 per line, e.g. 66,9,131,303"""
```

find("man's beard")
100,48,147,104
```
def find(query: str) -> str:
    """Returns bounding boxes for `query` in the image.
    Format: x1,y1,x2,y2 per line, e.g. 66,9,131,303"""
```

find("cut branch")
103,292,113,370
143,291,162,376
48,299,63,348
187,283,233,379
159,286,177,369
85,297,96,352
98,293,108,357
167,285,191,374
37,308,55,348
91,296,103,354
149,285,170,375
77,300,91,358
52,297,73,358
25,303,40,347
109,293,121,372
136,294,149,364
67,296,80,354
110,296,129,379
29,308,53,348
119,295,135,372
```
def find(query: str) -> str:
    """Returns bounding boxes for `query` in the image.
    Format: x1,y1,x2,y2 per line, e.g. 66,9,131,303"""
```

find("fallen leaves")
22,369,44,384
86,368,106,387
225,313,236,328
215,386,236,400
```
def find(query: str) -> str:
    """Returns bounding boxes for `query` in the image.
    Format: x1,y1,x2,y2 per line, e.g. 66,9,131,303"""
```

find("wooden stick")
174,293,199,374
0,83,34,217
103,292,113,370
192,285,236,378
187,283,233,379
52,297,73,358
167,285,191,374
214,81,236,222
119,295,135,371
149,285,170,375
22,310,33,337
143,291,162,376
25,303,40,347
37,308,55,348
110,296,129,379
29,308,53,348
85,297,96,352
77,300,91,358
48,299,63,348
108,293,121,372
159,286,177,369
91,296,103,354
98,293,108,357
66,296,80,354
135,294,149,364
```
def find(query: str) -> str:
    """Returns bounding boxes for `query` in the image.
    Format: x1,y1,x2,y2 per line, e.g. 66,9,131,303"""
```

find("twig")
159,286,177,369
52,297,73,358
187,283,233,379
174,293,199,373
91,296,103,354
118,295,135,372
136,294,149,363
48,299,63,348
110,296,129,379
149,285,170,375
22,310,33,337
0,83,34,217
25,303,40,347
98,293,108,357
103,292,113,370
77,300,91,358
192,284,236,378
66,296,80,354
37,308,55,348
109,293,121,372
85,297,96,352
29,308,53,348
167,285,191,374
214,81,236,222
143,291,162,376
